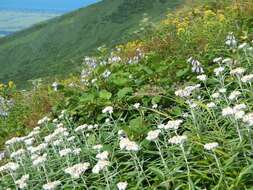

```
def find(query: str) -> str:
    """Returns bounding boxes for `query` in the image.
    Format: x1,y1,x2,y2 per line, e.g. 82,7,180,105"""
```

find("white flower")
133,103,140,109
204,142,219,150
59,148,72,157
117,182,128,190
32,154,47,167
214,67,225,76
164,120,183,130
157,124,165,129
225,33,237,47
235,110,245,120
96,151,109,160
213,57,222,63
230,67,245,76
241,74,253,83
222,107,235,116
0,162,19,172
43,181,61,190
5,137,23,146
24,138,35,146
207,102,216,108
75,124,87,132
119,138,139,151
152,104,158,109
175,84,200,98
211,92,220,99
38,116,50,125
102,70,111,78
53,139,63,146
233,103,247,111
15,174,29,189
92,160,110,174
228,91,241,100
243,113,253,126
67,136,75,142
146,130,161,141
28,143,48,154
102,106,113,114
197,74,207,81
219,88,226,93
168,135,187,145
93,144,103,150
238,42,248,50
10,149,26,159
73,148,81,155
65,163,90,178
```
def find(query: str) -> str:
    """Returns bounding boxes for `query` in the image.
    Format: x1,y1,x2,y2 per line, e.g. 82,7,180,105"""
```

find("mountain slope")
0,0,183,87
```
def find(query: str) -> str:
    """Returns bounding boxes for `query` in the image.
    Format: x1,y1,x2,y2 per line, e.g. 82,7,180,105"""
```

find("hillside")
0,0,183,87
1,0,253,189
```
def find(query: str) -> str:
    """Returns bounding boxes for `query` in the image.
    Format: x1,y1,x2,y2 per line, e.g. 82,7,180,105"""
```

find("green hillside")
0,0,183,87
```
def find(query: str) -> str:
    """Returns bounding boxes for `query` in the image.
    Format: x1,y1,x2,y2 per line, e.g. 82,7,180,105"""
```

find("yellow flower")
8,81,15,89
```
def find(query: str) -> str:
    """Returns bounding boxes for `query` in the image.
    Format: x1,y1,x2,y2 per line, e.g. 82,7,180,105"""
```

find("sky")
0,0,99,11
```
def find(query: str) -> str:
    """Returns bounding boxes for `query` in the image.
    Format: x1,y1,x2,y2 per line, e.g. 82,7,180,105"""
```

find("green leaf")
176,68,189,78
99,90,112,100
117,87,133,99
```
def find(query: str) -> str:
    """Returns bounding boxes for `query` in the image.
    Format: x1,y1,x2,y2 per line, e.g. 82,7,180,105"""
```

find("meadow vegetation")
0,0,253,189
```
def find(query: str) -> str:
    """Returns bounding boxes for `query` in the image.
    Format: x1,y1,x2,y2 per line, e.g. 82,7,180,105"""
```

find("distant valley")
0,9,62,36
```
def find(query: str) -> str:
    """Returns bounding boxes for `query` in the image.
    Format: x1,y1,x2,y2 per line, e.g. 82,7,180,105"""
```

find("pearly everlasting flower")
238,42,248,50
204,142,219,150
214,67,225,76
102,106,113,114
133,103,140,109
96,151,109,160
211,92,220,99
32,154,47,167
197,74,207,82
222,58,233,65
0,162,19,172
146,130,161,141
168,135,187,145
28,143,48,154
75,124,87,132
10,149,26,159
73,148,81,155
93,144,103,150
24,138,35,146
15,174,29,189
230,67,245,76
222,107,235,116
53,139,63,146
207,102,216,108
243,113,253,126
67,136,75,142
43,181,61,190
164,120,183,130
119,138,139,152
157,124,165,129
233,103,247,111
225,33,237,47
152,104,158,109
229,91,241,100
38,116,50,125
241,74,253,83
175,84,200,98
59,148,72,157
65,163,90,178
234,110,245,120
5,137,23,146
219,88,227,93
213,57,222,63
117,182,128,190
92,160,110,174
102,70,111,78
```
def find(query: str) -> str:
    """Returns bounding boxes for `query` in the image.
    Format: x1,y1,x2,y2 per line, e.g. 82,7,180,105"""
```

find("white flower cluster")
92,150,110,174
65,163,90,178
32,153,47,167
119,138,139,152
38,116,50,125
146,130,161,141
175,84,201,98
0,162,19,172
43,180,61,190
15,174,29,189
222,103,247,120
204,142,219,151
102,106,114,114
168,135,187,145
117,181,128,190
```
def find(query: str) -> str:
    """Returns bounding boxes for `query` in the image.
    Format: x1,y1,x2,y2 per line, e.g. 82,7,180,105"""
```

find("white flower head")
168,135,187,145
43,181,61,190
102,106,113,114
65,163,90,178
119,138,139,152
230,67,245,76
207,102,216,108
228,91,241,100
59,148,72,157
204,142,219,150
164,120,183,130
214,67,225,76
15,174,29,189
197,74,207,82
146,130,161,141
211,92,220,99
241,74,253,83
133,103,140,109
32,154,47,167
92,160,110,174
96,151,109,160
117,182,128,190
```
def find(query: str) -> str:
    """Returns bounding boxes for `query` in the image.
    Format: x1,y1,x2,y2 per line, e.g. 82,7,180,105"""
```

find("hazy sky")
0,0,99,11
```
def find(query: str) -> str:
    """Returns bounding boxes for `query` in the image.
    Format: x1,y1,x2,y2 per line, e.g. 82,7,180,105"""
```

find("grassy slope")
0,0,183,86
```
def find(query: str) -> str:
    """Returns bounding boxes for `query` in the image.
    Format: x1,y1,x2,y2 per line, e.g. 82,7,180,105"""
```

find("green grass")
0,0,183,88
1,0,253,189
